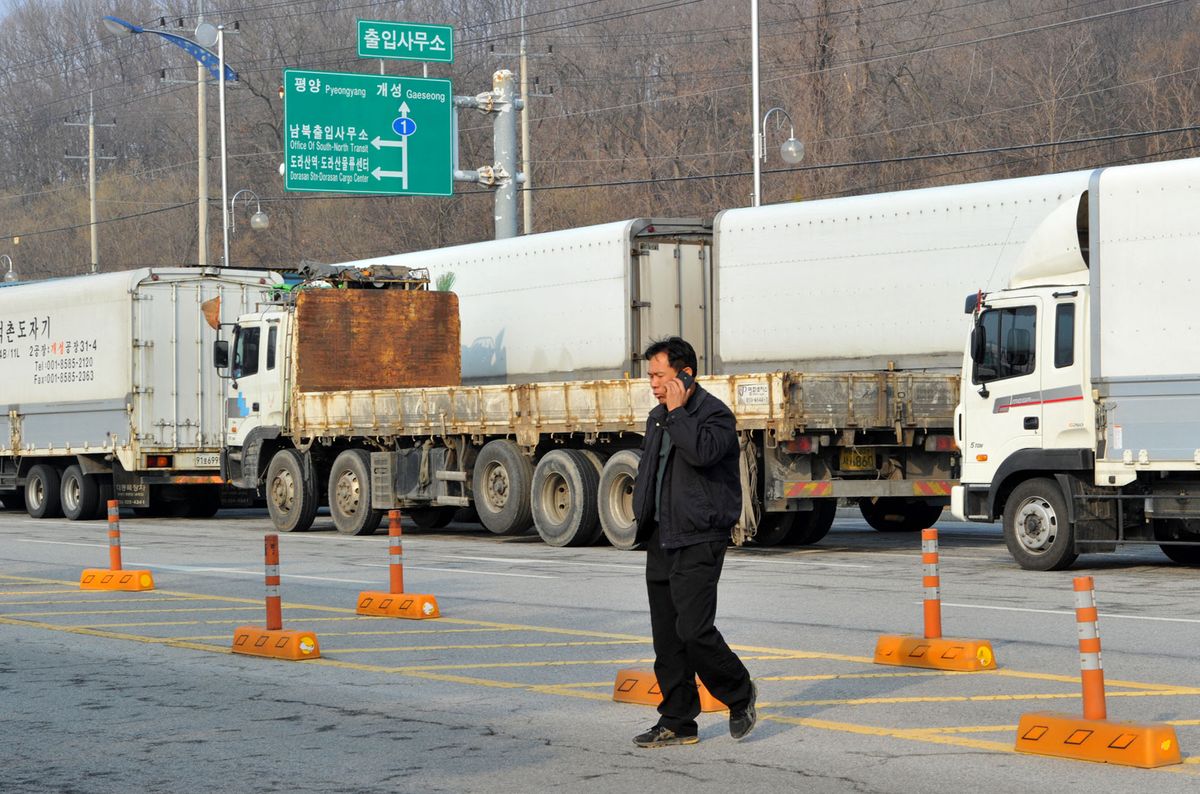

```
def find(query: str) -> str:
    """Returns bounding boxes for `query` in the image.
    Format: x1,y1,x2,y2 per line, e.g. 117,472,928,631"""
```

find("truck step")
434,496,471,507
434,471,467,482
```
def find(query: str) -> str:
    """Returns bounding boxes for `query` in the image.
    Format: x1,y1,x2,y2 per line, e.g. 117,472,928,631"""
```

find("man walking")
630,337,757,748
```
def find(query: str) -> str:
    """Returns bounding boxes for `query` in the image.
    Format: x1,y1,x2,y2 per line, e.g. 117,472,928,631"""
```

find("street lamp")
1,254,16,283
230,189,269,235
99,15,238,267
762,106,805,166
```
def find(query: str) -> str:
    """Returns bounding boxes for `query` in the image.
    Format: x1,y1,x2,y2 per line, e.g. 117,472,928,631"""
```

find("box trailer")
0,267,281,519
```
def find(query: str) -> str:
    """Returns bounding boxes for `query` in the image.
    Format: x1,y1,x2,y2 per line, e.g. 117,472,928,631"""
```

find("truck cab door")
960,296,1043,485
226,324,264,448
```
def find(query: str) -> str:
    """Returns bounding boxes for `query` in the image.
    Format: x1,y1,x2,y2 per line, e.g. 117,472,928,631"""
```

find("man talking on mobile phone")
629,337,757,748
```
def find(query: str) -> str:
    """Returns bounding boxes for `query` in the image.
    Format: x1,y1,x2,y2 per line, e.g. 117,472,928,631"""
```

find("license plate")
195,453,221,468
839,448,875,471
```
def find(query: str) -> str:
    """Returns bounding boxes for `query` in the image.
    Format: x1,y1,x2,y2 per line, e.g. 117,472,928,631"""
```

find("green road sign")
357,20,453,63
284,69,453,197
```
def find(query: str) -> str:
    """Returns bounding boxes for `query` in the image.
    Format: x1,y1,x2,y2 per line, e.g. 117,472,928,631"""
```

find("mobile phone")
676,369,695,391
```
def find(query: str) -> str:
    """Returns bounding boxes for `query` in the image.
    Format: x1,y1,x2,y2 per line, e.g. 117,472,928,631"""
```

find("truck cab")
215,306,292,489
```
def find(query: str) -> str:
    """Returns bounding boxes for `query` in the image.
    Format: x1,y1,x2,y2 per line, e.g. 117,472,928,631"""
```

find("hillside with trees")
1,0,1198,279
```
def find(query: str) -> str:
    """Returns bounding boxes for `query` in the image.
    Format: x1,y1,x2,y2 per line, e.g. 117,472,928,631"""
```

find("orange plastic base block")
874,634,996,671
80,568,154,592
231,626,321,660
1016,711,1181,768
356,591,440,619
612,668,727,712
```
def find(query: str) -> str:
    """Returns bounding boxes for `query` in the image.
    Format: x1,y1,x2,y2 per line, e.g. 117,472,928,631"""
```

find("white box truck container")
953,156,1200,568
0,267,281,519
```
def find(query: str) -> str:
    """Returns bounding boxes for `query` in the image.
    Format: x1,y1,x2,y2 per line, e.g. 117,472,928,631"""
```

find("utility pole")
454,70,524,240
65,91,116,274
519,4,531,234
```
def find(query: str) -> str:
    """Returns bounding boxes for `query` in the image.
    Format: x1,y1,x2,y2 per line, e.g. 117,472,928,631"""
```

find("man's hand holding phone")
665,369,695,411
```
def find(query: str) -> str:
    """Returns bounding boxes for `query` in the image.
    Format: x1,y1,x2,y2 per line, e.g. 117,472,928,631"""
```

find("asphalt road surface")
2,508,1197,792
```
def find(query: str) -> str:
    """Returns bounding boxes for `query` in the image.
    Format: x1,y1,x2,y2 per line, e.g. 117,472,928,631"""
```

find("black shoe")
729,680,758,740
633,725,700,748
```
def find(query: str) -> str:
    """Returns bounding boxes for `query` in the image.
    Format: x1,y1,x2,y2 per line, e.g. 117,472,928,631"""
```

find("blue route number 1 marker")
392,116,417,137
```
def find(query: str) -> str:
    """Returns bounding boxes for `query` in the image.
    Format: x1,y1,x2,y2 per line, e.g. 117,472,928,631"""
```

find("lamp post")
761,106,805,188
100,15,237,268
1,254,15,283
230,190,269,232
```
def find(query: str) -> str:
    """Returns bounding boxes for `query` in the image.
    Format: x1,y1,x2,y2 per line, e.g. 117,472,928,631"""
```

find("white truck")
952,156,1200,569
219,179,1104,547
0,267,281,519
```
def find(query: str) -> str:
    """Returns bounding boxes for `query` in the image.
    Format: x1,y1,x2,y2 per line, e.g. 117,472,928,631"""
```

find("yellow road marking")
1,606,267,617
0,596,206,606
767,690,1196,708
0,589,83,595
332,639,647,653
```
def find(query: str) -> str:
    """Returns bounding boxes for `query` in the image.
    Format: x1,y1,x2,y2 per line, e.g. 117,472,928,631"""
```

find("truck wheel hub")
1016,497,1057,551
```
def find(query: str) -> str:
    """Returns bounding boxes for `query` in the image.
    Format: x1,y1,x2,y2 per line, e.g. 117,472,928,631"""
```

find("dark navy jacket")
632,385,741,549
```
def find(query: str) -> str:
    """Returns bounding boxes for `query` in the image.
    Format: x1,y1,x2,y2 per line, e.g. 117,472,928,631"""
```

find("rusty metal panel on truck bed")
293,289,460,392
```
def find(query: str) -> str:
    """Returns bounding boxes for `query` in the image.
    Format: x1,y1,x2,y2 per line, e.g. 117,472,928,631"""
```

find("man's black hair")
643,336,698,375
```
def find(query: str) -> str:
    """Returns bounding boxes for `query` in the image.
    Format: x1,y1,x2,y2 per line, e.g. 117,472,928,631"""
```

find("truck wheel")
1003,478,1078,571
859,497,943,532
532,449,602,547
598,449,642,550
787,500,838,545
472,440,534,536
265,449,318,533
410,507,456,530
1154,519,1200,565
753,512,795,546
61,465,100,521
328,449,384,536
25,464,63,519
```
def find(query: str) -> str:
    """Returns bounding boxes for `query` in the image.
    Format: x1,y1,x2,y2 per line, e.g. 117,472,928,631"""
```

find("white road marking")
18,539,142,550
150,564,375,585
430,554,643,571
941,601,1200,625
363,562,556,580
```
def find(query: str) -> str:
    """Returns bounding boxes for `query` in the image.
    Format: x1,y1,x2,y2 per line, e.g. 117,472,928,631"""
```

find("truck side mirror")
970,324,987,365
213,339,229,370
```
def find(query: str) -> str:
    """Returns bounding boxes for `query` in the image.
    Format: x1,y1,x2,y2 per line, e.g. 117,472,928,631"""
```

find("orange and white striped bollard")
922,528,942,639
264,534,282,632
388,509,404,594
107,499,123,571
1074,576,1106,720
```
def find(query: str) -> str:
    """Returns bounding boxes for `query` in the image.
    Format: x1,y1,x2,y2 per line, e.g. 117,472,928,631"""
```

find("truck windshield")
232,326,261,379
973,306,1036,384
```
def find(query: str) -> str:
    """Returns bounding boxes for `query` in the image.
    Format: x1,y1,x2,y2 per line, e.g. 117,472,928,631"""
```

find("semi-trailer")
0,267,281,518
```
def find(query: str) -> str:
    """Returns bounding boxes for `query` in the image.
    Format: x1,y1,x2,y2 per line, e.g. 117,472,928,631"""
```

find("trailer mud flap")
112,463,150,508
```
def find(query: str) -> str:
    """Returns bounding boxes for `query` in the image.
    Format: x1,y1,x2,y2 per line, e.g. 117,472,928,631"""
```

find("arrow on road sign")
372,136,404,149
372,167,407,180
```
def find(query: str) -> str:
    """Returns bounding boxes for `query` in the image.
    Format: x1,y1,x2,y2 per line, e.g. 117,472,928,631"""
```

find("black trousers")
646,528,752,733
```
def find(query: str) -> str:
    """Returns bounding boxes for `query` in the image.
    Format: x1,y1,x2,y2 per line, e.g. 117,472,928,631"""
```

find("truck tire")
472,440,534,536
859,497,943,532
598,449,642,550
265,449,318,533
786,500,838,545
1003,478,1078,571
328,449,384,536
25,464,63,519
531,449,601,547
1154,519,1200,565
410,507,456,530
61,465,100,521
753,512,795,546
